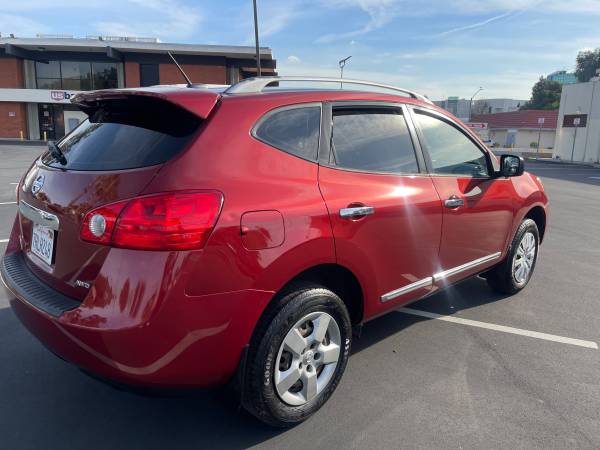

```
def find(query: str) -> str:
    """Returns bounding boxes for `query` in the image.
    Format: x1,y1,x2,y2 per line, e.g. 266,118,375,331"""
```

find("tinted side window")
331,109,419,174
415,111,489,177
254,107,321,161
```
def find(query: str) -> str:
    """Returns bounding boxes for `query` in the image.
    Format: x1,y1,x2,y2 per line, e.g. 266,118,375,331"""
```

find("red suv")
1,77,548,427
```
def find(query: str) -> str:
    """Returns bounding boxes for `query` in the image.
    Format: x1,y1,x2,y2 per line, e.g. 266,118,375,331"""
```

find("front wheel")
243,285,352,427
486,218,540,294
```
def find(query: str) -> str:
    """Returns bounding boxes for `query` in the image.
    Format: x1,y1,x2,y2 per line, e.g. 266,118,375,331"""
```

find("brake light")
80,191,223,251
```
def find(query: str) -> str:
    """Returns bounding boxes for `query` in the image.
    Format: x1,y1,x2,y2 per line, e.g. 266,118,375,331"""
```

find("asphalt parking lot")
1,145,599,449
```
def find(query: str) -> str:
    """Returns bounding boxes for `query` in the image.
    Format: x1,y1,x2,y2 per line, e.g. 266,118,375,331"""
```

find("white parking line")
0,239,8,243
399,307,599,350
0,201,16,205
9,182,18,185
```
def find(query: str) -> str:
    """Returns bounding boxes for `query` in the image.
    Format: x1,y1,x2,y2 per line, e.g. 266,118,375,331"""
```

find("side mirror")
499,154,524,177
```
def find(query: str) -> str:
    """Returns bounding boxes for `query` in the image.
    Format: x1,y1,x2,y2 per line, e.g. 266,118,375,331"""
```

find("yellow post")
43,131,47,141
19,130,24,141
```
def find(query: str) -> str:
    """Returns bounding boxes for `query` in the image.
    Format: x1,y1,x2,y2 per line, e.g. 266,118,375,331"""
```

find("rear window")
43,97,201,171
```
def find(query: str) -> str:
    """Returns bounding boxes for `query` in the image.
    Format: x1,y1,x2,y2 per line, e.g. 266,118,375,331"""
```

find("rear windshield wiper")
48,141,67,165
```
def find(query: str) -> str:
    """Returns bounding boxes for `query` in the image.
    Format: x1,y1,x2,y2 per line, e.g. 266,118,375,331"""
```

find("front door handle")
339,206,375,219
444,196,464,209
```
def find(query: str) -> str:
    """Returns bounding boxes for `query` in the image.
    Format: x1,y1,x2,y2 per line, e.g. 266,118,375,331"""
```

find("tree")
521,77,562,110
575,48,600,82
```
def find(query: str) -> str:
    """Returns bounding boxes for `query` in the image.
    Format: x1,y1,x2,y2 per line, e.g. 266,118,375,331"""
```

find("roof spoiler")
71,88,220,119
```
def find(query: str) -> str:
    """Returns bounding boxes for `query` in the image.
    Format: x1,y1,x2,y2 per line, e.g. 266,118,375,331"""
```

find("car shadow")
352,276,509,354
0,277,509,449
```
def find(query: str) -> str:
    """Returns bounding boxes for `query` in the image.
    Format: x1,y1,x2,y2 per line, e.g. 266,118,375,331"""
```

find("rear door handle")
444,196,464,209
339,206,375,219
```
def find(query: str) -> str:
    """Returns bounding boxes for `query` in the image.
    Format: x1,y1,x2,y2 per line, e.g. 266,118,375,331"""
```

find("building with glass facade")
547,70,578,85
0,36,275,140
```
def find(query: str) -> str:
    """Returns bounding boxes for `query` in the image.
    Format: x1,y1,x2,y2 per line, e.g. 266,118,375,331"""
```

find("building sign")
466,122,488,129
563,114,587,128
50,91,76,101
0,88,82,104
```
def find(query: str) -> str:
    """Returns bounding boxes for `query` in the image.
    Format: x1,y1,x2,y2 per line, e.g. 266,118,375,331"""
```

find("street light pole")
339,56,352,88
253,0,261,77
469,87,483,122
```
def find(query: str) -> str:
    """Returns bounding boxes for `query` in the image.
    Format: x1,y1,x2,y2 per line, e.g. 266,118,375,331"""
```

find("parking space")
0,146,599,449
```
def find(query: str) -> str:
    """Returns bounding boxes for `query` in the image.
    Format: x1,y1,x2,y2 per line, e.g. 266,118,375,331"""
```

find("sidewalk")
0,139,46,147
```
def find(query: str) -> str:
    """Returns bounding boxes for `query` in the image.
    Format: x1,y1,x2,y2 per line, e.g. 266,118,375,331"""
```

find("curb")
0,140,47,147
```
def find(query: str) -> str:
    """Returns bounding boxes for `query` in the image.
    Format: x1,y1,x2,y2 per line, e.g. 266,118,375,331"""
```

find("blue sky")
2,0,600,100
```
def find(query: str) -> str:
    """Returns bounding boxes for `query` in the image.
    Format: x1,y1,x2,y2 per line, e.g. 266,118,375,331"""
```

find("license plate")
31,223,55,265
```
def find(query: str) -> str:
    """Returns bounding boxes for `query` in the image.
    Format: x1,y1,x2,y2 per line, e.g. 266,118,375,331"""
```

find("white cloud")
434,10,519,37
0,13,50,36
94,0,202,40
316,0,401,43
287,55,302,63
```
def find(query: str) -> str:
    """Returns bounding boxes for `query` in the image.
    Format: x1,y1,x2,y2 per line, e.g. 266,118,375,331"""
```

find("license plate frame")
31,223,55,266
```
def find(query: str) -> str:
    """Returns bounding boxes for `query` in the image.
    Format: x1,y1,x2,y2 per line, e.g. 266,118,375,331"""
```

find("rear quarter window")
253,105,321,161
43,97,201,171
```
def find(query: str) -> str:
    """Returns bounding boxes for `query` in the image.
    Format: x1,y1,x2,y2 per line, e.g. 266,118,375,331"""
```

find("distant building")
434,97,526,121
0,36,276,140
472,98,525,115
547,70,578,85
553,79,600,163
433,96,471,121
471,110,558,149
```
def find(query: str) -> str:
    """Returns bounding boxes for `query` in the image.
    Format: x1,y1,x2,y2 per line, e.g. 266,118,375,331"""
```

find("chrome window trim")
433,252,502,282
19,200,60,231
381,277,433,302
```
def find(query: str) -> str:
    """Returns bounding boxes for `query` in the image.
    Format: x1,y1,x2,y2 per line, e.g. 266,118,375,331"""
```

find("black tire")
486,218,540,294
242,284,352,427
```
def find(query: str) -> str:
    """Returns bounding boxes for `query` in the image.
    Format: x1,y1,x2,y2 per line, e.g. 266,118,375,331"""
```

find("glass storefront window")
35,61,119,90
92,63,118,89
36,61,61,78
61,61,92,90
36,78,62,89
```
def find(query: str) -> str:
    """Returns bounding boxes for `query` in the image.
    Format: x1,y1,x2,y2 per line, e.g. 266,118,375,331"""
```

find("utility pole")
339,56,352,88
253,0,261,77
469,87,483,122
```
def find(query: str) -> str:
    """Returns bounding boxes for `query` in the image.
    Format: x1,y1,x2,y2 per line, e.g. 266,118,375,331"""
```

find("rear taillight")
81,191,223,251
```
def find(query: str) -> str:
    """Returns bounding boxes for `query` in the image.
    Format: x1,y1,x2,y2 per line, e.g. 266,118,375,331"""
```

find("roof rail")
224,76,432,104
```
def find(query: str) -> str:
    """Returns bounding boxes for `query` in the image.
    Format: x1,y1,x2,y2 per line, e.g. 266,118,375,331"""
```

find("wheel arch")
258,263,365,329
524,205,547,242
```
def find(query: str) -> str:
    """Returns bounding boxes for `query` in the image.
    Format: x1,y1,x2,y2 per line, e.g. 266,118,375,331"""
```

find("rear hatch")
17,89,219,300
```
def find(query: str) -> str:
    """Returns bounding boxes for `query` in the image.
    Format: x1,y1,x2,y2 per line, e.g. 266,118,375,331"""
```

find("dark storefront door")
38,104,59,141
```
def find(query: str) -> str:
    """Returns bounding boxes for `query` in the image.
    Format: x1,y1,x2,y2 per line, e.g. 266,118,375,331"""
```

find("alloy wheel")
274,311,341,406
512,231,536,286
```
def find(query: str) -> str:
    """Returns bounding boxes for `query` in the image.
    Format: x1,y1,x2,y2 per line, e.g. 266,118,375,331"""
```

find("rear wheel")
243,284,352,427
486,218,539,294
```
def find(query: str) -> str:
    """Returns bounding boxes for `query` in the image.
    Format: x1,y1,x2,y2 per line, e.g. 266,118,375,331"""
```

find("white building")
473,98,525,114
434,97,527,122
553,79,600,163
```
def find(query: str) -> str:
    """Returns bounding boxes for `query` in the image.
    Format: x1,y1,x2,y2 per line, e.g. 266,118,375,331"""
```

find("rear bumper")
2,250,273,388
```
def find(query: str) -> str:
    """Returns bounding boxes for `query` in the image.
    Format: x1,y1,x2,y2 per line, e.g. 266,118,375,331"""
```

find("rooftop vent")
89,36,160,43
36,33,74,39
